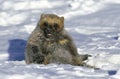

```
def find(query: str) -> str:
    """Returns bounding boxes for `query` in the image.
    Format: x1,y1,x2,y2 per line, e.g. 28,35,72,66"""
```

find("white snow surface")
0,0,120,79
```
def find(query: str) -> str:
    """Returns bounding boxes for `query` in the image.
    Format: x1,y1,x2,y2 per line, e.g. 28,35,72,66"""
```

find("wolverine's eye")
54,23,58,30
43,22,48,26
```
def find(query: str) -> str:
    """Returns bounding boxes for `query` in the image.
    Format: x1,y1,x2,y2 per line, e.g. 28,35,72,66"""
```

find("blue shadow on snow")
108,70,117,75
8,39,27,61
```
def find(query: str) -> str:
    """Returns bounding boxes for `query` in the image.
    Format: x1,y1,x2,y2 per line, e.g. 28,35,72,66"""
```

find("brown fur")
25,14,90,66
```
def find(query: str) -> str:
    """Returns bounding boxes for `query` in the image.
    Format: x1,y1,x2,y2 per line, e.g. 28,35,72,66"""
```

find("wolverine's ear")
41,13,46,18
39,14,46,28
61,16,64,22
59,16,64,31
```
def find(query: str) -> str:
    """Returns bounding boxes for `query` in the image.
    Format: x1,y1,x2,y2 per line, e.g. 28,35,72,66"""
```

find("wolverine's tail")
79,54,91,61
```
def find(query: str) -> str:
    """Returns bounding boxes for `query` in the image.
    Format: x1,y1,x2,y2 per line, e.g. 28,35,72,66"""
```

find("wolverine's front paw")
33,55,44,64
31,45,39,53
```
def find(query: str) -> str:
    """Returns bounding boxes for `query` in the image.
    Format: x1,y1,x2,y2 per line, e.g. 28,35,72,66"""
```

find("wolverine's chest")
41,38,68,53
42,40,57,54
41,39,72,64
42,39,66,51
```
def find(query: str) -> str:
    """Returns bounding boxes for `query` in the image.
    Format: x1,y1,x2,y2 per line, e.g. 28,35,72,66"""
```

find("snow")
0,0,120,79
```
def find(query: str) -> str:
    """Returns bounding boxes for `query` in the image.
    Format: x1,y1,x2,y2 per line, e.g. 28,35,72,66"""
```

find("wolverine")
25,14,90,66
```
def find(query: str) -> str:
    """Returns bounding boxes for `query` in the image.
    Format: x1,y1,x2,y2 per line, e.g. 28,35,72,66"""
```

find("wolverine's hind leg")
72,54,91,66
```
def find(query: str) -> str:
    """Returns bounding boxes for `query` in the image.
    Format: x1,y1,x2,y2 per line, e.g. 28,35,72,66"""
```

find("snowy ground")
0,0,120,79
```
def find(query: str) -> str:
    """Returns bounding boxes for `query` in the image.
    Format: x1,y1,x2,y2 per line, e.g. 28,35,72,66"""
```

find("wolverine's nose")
44,28,51,34
44,27,53,38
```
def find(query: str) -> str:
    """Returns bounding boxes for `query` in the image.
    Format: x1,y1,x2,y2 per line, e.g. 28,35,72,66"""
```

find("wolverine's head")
39,14,64,38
